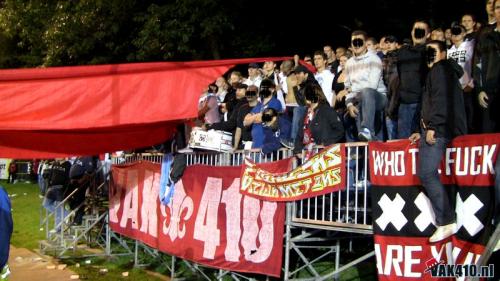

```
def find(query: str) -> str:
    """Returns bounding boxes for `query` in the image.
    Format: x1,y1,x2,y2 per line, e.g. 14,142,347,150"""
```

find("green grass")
0,181,166,280
2,181,45,250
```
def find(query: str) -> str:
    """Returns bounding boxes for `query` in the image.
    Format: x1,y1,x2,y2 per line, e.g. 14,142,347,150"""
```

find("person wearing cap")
345,30,387,141
244,63,262,88
205,83,248,136
447,23,475,132
244,79,282,150
383,35,400,140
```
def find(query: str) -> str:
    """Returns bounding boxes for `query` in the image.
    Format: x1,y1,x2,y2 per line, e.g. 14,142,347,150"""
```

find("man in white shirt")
244,63,262,88
313,51,335,107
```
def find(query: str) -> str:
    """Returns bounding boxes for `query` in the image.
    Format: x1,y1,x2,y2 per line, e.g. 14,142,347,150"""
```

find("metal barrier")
119,145,372,233
291,143,372,234
114,145,373,280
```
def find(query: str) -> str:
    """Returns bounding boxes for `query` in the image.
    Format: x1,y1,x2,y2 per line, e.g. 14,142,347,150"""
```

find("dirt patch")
7,246,79,281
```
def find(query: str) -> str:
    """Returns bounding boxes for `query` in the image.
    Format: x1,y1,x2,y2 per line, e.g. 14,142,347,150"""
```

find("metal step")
39,240,64,255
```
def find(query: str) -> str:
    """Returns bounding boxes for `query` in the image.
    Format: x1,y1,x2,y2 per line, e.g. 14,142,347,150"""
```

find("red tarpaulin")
0,57,290,158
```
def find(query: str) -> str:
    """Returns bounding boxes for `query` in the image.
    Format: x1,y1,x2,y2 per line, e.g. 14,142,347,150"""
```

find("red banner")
369,134,500,187
109,159,291,277
240,144,346,201
370,134,499,280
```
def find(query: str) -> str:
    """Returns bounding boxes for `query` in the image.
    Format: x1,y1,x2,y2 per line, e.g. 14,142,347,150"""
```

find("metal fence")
116,145,372,233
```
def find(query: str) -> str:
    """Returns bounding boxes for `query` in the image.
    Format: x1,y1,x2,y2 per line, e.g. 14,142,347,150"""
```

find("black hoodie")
397,44,428,104
421,59,467,139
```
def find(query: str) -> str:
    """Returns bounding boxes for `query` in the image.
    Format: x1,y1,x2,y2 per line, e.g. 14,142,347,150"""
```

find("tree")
132,0,235,61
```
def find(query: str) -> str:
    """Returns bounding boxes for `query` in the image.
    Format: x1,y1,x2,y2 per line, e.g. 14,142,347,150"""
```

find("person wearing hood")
409,40,467,243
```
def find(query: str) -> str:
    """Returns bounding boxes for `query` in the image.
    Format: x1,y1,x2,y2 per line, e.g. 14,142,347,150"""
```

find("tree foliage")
0,0,247,68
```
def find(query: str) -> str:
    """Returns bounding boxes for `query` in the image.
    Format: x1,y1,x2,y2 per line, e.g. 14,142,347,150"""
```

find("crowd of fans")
187,0,500,244
187,0,499,160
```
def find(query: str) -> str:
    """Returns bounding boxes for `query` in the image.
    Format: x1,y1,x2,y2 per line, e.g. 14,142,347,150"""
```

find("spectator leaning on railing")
294,83,345,158
409,40,467,243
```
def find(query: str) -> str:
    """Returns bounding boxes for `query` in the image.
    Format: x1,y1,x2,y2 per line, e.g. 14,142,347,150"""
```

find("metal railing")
115,145,373,280
40,164,109,257
117,145,371,232
291,143,372,234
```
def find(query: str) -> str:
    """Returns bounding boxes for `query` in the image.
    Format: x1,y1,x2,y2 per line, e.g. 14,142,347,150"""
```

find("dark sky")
242,0,486,56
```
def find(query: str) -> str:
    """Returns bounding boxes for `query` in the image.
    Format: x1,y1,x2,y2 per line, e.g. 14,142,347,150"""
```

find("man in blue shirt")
243,79,283,149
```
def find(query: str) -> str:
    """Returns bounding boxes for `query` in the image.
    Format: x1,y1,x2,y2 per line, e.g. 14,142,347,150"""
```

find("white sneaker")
358,128,373,142
1,265,10,279
429,223,458,243
177,147,194,153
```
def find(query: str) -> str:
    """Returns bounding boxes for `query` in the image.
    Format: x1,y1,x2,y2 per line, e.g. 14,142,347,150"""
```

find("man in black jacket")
409,40,467,243
204,83,248,141
43,159,72,231
397,20,430,139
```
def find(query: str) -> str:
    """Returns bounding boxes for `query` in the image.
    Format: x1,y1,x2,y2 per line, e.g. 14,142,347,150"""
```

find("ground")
8,246,79,281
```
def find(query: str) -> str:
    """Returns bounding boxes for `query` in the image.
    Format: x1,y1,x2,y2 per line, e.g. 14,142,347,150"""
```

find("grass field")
1,181,166,281
1,180,377,280
2,181,45,250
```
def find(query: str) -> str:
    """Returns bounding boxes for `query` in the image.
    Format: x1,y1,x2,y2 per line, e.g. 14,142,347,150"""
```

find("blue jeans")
385,117,398,140
354,88,387,139
38,175,47,195
291,106,306,142
43,197,68,231
397,103,420,139
417,134,455,226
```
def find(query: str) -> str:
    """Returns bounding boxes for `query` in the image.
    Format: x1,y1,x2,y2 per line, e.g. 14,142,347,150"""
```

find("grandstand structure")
38,145,499,280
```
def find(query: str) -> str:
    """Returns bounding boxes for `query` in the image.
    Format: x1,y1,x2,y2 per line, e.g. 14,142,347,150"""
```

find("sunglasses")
245,91,257,97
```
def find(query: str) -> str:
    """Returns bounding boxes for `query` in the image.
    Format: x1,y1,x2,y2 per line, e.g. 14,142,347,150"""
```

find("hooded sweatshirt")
344,50,387,106
421,59,467,138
